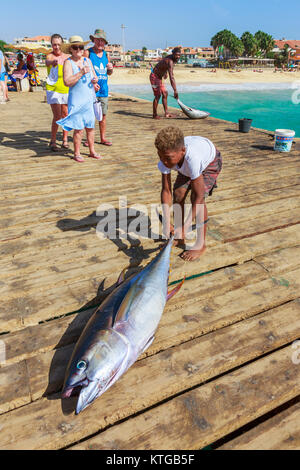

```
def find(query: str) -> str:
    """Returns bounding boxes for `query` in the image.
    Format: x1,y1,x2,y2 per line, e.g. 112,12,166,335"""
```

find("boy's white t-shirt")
157,136,216,180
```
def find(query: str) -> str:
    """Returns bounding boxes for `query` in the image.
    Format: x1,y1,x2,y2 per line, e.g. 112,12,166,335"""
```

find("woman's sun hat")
90,29,108,45
60,35,90,54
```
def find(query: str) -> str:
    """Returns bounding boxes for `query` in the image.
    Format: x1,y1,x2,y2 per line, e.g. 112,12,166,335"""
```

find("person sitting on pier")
155,126,222,261
10,53,28,91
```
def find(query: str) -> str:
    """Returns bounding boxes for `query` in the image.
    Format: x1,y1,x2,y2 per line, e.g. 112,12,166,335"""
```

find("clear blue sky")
1,0,300,50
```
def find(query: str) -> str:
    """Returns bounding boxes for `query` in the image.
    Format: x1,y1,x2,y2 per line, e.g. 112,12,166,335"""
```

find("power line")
121,24,126,54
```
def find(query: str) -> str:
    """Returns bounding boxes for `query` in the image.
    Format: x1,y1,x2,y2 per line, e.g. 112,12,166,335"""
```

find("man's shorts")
96,96,109,115
173,150,222,197
150,72,166,98
46,90,68,105
0,72,5,82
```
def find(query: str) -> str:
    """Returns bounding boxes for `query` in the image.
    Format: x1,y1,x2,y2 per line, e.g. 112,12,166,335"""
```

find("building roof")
30,36,51,41
274,39,300,50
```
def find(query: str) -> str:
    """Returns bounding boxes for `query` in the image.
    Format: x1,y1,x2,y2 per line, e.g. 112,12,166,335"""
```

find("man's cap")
90,29,108,45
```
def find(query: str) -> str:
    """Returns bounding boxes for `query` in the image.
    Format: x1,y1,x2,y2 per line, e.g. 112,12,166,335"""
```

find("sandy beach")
109,65,300,86
38,64,300,86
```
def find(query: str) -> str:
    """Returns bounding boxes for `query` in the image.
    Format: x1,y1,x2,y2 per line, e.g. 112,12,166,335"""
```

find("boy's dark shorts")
173,150,222,197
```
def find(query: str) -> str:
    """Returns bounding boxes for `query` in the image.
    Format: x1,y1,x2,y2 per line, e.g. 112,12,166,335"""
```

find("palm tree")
211,29,232,55
142,46,147,61
241,32,258,57
211,29,244,58
228,36,244,57
282,43,290,64
0,40,10,53
254,31,275,56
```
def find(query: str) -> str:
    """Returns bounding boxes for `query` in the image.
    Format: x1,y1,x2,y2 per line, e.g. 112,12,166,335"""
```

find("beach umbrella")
4,44,51,54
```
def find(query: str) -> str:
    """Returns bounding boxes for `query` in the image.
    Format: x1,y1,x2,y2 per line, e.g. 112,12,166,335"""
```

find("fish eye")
77,360,87,371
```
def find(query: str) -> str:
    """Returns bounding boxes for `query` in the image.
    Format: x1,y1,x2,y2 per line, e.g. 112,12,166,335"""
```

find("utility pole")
121,24,126,57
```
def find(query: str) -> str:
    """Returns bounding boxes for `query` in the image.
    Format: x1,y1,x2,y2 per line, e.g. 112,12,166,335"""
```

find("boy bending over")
155,126,222,261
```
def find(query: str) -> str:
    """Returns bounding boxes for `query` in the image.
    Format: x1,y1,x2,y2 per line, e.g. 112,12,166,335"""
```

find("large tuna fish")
62,237,184,414
177,99,210,119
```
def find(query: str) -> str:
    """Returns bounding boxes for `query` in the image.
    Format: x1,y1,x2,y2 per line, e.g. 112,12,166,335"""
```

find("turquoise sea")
110,83,300,137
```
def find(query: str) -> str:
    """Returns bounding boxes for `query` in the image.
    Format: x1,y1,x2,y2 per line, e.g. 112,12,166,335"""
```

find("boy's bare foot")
165,113,176,118
153,115,161,119
180,246,206,261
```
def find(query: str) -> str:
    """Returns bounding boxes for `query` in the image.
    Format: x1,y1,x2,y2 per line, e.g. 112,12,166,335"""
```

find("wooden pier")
0,91,299,450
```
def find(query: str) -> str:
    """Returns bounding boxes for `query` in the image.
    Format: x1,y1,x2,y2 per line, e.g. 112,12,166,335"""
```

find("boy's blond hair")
155,126,185,152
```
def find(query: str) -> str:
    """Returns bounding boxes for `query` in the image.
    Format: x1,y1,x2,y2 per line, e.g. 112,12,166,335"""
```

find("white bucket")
274,129,295,153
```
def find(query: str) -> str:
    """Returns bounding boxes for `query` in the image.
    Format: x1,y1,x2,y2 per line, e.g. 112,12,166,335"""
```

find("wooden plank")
25,297,300,403
1,185,299,231
68,347,299,450
2,244,300,368
1,138,298,180
255,245,300,273
0,361,31,414
1,162,299,198
0,307,297,450
0,204,299,274
0,260,266,367
0,225,299,333
1,174,300,209
2,173,300,225
217,402,300,450
1,222,300,293
211,211,300,243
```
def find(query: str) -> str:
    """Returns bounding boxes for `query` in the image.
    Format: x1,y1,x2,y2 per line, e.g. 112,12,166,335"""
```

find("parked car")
132,62,141,68
125,63,131,68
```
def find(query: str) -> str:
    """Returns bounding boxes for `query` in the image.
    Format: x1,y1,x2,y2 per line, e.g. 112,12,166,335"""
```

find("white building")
144,49,163,60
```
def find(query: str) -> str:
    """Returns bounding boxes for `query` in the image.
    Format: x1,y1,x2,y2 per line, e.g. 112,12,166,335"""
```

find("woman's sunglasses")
71,45,84,51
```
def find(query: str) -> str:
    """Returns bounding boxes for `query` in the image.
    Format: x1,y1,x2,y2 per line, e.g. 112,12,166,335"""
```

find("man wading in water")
150,47,181,119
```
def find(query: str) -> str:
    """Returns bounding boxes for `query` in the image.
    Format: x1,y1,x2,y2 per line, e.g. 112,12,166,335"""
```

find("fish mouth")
61,378,89,399
62,377,99,414
63,369,121,414
62,376,103,414
76,370,122,414
75,379,101,415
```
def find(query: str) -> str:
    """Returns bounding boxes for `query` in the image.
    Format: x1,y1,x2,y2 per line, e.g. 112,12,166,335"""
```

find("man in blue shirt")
85,29,113,146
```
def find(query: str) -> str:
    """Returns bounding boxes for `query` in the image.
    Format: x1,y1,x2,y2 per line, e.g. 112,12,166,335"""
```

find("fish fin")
167,277,186,301
113,283,137,325
117,267,127,285
142,335,155,353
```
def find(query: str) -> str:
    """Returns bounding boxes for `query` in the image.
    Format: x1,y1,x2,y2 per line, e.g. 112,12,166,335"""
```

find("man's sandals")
49,141,69,151
49,142,59,152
